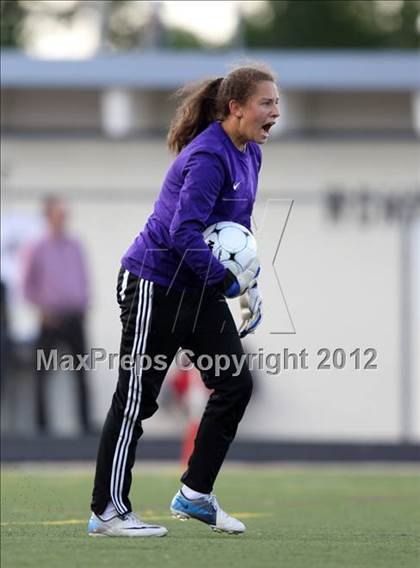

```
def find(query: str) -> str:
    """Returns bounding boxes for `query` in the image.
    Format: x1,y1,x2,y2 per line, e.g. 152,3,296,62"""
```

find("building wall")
3,137,419,191
2,89,101,131
1,89,415,134
2,136,419,442
305,92,413,131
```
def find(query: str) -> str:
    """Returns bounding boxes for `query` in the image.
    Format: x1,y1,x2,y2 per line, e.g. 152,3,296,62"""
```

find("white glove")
238,282,263,338
223,257,260,299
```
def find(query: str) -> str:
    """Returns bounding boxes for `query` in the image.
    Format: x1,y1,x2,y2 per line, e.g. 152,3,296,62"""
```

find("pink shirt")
23,235,88,314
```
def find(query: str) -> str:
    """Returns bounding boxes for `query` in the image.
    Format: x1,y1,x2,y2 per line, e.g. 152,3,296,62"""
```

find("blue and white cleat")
87,512,167,537
170,491,245,534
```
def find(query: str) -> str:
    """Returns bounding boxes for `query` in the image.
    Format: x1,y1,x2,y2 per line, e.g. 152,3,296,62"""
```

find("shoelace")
204,494,229,520
208,494,236,524
202,493,217,506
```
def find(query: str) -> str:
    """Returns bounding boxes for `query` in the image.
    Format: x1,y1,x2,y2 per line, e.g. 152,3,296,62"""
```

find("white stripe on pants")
110,278,153,515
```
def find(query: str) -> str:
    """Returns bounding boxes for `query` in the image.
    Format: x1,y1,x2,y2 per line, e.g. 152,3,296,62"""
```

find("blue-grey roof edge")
1,48,420,90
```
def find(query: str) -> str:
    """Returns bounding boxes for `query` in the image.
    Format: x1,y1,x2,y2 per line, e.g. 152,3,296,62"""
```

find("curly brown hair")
167,63,276,155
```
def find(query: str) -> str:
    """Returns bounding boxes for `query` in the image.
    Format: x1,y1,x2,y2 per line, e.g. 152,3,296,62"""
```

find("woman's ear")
228,99,243,119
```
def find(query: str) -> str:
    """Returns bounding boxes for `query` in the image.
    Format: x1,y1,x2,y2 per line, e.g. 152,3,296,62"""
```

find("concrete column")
100,88,137,138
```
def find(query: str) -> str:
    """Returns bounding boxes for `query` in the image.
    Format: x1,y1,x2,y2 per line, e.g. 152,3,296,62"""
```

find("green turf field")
1,465,419,568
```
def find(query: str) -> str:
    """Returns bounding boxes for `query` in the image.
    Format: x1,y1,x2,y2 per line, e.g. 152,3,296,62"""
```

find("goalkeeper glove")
217,257,260,299
238,282,263,338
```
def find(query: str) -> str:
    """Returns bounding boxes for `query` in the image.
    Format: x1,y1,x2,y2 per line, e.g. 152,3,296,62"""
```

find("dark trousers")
35,313,90,433
91,268,253,516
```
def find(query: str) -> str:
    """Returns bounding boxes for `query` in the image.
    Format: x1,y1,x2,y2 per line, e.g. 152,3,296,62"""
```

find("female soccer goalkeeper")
88,63,279,537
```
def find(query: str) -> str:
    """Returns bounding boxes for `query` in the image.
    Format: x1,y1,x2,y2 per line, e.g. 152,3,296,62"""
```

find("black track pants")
91,268,253,515
35,314,90,433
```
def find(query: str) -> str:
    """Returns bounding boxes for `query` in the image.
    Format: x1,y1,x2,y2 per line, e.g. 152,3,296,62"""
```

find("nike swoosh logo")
233,182,241,190
122,526,161,530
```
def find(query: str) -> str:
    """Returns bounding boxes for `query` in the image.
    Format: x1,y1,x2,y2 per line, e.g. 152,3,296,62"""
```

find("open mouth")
261,122,275,135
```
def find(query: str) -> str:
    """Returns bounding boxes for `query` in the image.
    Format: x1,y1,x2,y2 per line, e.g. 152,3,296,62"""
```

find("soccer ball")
203,221,257,276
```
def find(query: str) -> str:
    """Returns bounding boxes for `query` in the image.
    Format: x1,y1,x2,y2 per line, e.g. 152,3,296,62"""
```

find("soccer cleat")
170,490,245,534
87,511,167,537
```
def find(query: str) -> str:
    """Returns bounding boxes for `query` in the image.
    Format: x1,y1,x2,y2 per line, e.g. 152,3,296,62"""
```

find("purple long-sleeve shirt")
122,121,262,292
23,235,89,314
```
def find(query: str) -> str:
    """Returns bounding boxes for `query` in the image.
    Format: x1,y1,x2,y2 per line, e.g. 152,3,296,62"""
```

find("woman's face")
235,80,280,146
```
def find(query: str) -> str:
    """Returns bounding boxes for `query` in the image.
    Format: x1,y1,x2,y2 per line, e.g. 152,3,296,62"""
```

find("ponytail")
167,77,223,155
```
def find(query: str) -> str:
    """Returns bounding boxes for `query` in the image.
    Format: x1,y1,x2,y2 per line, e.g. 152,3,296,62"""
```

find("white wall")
2,138,419,192
2,136,419,442
239,200,402,442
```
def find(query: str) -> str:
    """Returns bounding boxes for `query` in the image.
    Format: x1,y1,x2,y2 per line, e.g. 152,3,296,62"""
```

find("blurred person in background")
23,196,92,434
88,63,278,538
0,280,11,389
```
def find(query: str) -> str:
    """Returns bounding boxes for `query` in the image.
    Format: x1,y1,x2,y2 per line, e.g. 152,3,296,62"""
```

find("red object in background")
171,368,191,400
170,366,212,465
181,420,200,465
